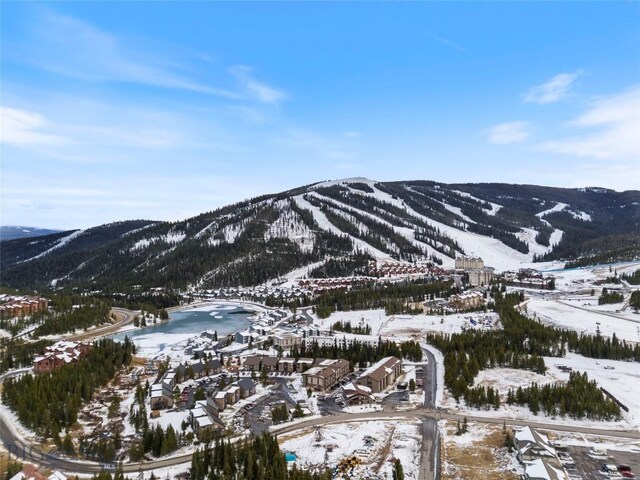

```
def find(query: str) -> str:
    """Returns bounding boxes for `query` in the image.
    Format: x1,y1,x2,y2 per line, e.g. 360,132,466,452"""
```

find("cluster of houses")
515,426,569,480
0,295,49,319
33,341,92,373
297,277,376,294
148,359,258,440
191,286,311,302
369,262,435,277
187,377,258,441
503,269,555,290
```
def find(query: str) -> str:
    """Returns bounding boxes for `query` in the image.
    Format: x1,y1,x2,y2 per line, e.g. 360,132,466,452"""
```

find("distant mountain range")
1,178,638,291
0,226,63,241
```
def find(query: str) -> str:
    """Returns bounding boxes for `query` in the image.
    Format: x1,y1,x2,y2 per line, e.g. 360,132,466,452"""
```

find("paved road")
420,347,439,480
67,307,138,342
3,404,640,474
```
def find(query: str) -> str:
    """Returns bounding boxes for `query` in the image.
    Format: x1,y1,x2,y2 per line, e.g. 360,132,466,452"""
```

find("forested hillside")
1,178,637,291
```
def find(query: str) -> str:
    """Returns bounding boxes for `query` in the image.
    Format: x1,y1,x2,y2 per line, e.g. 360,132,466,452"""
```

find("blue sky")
1,2,639,229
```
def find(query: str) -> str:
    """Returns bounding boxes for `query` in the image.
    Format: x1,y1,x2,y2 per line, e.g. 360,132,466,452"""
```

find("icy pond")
111,303,256,358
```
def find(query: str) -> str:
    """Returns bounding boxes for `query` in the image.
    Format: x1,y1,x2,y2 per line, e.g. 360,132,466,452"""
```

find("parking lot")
565,446,639,480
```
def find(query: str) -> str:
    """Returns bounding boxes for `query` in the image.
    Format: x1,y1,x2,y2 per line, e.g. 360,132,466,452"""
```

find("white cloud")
486,121,531,144
229,66,286,104
523,71,582,104
538,86,640,160
0,107,66,145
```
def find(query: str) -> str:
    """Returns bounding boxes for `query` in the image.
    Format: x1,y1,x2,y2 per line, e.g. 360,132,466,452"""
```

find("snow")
310,191,443,261
367,185,532,272
18,229,85,263
381,312,500,338
451,190,503,216
314,309,388,335
536,202,591,222
292,194,394,260
517,227,563,256
278,419,422,478
441,202,476,224
536,202,569,218
148,409,190,431
442,353,640,431
542,353,640,430
525,297,640,343
264,203,315,253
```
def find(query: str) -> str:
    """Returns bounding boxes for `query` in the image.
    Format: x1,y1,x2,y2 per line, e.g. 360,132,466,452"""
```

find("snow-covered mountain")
0,226,63,241
1,178,638,290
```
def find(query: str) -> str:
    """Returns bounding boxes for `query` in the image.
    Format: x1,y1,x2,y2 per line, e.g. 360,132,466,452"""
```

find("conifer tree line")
190,434,332,480
331,320,372,335
598,288,624,305
428,291,639,411
0,338,52,374
1,338,135,438
308,252,372,278
272,278,454,318
293,338,423,367
630,291,640,311
506,372,621,420
621,268,640,285
126,384,181,461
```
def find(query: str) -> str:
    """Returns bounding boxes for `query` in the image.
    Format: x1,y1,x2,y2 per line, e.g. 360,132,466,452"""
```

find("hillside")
0,226,63,241
1,178,638,291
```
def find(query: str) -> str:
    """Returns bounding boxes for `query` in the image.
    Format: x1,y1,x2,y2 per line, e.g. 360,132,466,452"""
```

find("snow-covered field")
446,353,640,431
525,297,640,343
278,420,422,479
315,309,500,338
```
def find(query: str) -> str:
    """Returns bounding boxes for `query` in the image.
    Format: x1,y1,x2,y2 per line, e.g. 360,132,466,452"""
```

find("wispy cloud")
523,71,582,104
538,86,640,159
230,66,286,104
16,11,240,98
342,131,361,139
425,32,470,54
486,121,531,144
0,107,67,146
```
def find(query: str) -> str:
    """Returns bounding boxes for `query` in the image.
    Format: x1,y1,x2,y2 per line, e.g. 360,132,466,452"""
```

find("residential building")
150,382,174,410
302,359,350,391
356,356,403,393
523,458,569,480
342,383,373,405
33,341,92,374
449,291,484,310
455,256,484,270
236,378,256,398
213,391,227,410
273,332,302,350
469,267,495,287
515,426,557,463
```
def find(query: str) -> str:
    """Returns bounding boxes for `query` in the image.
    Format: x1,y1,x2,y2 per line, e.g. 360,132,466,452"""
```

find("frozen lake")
112,303,256,357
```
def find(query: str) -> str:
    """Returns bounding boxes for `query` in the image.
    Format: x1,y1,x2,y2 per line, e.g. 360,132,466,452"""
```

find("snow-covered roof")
48,472,67,480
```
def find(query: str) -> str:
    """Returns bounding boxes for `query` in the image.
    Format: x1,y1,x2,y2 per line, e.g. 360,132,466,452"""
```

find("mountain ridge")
1,178,638,291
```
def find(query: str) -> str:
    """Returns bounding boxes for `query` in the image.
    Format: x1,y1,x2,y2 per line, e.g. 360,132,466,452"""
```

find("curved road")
2,312,640,475
2,393,640,474
68,307,138,342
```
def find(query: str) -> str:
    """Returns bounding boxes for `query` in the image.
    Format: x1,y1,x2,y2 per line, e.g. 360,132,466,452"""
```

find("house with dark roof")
236,378,256,398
